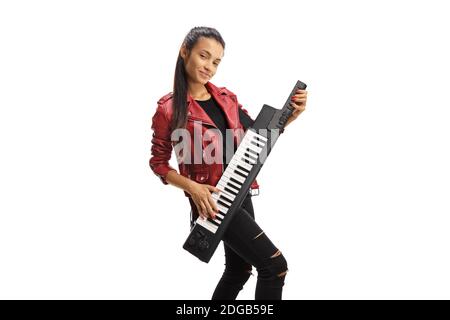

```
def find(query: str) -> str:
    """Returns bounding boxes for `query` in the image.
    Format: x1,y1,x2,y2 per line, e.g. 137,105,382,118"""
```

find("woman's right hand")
187,181,220,220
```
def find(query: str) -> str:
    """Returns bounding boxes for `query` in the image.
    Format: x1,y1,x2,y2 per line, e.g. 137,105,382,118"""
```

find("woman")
149,26,307,300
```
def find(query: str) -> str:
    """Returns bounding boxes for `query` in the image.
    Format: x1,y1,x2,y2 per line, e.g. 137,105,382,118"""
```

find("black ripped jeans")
189,193,288,300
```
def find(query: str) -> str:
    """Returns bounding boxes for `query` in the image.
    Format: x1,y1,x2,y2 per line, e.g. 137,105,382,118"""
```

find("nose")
205,61,214,71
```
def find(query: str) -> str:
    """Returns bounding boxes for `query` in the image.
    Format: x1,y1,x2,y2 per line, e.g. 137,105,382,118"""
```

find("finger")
291,102,305,111
203,199,215,219
207,195,219,215
207,185,220,193
195,204,205,219
291,98,306,105
291,94,306,100
292,97,307,102
295,101,306,109
293,101,306,107
198,201,207,219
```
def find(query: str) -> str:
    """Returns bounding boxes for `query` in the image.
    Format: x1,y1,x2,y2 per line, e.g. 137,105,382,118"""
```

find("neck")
187,81,210,100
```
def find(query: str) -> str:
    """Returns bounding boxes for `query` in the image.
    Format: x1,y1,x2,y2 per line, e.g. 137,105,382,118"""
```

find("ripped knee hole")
252,231,264,240
270,250,288,277
270,250,281,258
277,270,288,277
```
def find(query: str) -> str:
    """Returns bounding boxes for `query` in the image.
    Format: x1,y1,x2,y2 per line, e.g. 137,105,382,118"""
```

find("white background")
1,0,449,299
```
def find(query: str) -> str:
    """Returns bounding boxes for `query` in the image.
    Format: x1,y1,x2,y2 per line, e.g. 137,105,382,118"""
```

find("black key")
207,218,220,226
226,182,240,193
225,187,238,196
244,152,257,161
234,169,247,178
220,194,233,203
241,157,252,164
218,199,230,208
246,148,259,156
251,140,262,147
230,177,242,186
237,165,250,173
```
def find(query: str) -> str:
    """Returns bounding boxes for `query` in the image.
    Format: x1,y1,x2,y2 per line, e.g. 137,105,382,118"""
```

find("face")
180,36,224,85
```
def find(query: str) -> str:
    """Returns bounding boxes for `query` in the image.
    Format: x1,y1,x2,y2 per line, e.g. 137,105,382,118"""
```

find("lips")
199,71,210,78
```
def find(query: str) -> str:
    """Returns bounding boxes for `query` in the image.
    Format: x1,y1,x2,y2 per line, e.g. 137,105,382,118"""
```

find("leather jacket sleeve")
149,103,177,185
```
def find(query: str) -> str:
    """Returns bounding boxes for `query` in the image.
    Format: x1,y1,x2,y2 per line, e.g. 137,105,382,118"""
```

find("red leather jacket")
149,81,260,198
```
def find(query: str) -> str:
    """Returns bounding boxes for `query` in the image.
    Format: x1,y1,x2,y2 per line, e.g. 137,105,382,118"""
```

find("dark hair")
171,26,225,130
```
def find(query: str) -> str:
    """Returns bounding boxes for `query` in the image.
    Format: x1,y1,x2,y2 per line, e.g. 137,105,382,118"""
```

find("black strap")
238,108,254,130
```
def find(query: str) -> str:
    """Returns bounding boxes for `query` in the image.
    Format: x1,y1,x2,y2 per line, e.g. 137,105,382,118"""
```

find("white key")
223,171,245,184
217,194,232,206
220,191,235,203
216,213,225,220
233,159,253,171
196,218,218,233
221,177,241,191
247,130,267,142
235,149,257,163
217,204,228,214
229,163,249,177
219,182,239,196
219,187,236,199
211,192,220,201
245,143,262,154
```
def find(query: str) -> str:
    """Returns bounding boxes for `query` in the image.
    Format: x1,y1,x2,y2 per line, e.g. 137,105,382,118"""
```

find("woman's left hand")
285,89,308,127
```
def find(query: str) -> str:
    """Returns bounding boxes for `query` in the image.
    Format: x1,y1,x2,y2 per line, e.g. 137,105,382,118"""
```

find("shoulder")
207,81,238,98
153,92,174,124
217,86,237,98
157,92,173,106
216,86,239,106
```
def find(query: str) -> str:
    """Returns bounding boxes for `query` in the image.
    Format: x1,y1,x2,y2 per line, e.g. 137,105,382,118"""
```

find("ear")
180,45,187,59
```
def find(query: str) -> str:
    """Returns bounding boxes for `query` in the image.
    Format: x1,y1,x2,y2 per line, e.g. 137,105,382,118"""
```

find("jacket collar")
185,81,239,129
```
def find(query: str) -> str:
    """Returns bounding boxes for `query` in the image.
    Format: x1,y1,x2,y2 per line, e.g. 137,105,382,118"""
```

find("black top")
195,96,232,170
